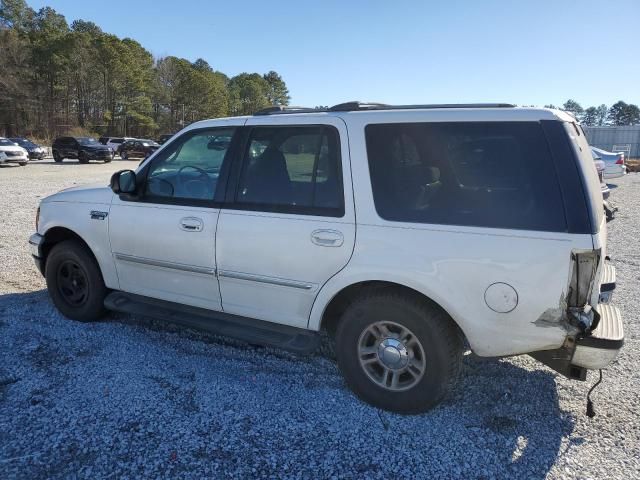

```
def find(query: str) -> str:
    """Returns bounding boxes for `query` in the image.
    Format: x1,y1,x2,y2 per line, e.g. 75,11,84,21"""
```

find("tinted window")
235,126,343,216
144,128,234,202
366,122,567,232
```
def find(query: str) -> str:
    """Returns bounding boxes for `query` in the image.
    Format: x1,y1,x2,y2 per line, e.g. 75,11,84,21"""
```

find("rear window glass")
365,122,567,232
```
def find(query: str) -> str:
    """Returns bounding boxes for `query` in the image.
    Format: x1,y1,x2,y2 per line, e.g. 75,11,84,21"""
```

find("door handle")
179,217,203,232
311,229,344,247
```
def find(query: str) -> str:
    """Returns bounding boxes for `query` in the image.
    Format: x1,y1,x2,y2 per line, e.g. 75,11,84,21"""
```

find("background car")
0,137,29,166
594,158,609,199
52,136,113,163
119,139,161,159
157,133,174,145
99,137,135,157
9,137,46,160
591,146,626,179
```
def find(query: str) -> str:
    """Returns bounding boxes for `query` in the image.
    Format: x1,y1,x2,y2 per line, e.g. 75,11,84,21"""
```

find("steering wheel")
176,165,210,198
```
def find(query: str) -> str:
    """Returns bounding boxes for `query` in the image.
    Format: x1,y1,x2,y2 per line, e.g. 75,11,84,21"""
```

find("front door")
109,125,239,311
216,117,355,328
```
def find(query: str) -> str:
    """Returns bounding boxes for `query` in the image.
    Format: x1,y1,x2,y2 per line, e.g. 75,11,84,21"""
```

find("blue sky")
30,0,640,108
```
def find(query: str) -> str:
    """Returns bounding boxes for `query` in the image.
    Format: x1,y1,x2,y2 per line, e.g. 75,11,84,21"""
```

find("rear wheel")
45,240,107,322
335,291,463,414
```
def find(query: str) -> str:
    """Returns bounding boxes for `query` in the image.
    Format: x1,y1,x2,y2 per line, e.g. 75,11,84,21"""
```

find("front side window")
235,126,343,216
365,122,567,232
144,128,235,202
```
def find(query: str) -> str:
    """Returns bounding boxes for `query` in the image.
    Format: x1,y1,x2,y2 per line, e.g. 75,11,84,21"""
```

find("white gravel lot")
1,159,639,479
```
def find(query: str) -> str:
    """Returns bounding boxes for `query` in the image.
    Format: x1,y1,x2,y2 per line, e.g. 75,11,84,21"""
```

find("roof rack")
253,102,516,115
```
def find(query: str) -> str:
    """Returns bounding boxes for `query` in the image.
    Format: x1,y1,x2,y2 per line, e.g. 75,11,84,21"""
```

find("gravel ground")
1,160,639,479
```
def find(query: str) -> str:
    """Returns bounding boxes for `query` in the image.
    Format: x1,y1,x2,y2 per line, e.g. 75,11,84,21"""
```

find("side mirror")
110,170,137,194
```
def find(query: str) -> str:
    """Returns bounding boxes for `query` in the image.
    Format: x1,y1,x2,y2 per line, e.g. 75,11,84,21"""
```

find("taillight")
615,155,624,165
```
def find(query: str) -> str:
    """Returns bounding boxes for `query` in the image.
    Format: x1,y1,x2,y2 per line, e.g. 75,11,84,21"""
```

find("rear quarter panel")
309,111,595,357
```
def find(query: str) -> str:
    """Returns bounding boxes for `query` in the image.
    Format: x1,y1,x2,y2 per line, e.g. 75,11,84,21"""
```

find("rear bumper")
571,261,622,370
530,262,623,376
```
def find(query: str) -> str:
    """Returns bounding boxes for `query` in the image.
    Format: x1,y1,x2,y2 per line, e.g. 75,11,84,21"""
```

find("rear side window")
366,122,567,232
235,126,343,216
563,122,604,230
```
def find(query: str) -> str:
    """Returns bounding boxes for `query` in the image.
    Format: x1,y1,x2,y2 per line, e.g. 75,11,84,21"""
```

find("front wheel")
45,240,108,322
53,151,62,162
335,291,463,414
78,152,89,164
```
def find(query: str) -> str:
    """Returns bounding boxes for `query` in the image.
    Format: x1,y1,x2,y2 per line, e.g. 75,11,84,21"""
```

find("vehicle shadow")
0,289,574,479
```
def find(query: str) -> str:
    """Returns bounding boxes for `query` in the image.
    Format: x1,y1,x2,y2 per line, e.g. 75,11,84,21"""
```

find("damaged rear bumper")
530,261,623,379
572,304,623,369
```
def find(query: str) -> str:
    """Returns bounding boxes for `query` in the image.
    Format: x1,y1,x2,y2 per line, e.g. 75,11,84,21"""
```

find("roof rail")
253,102,516,116
329,101,516,112
254,106,320,115
328,102,389,111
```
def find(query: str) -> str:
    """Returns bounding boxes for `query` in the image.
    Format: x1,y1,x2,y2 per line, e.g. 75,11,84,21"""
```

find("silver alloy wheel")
357,320,426,391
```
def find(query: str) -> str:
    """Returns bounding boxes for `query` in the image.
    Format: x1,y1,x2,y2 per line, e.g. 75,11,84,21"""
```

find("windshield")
0,139,17,146
77,137,99,145
10,138,36,148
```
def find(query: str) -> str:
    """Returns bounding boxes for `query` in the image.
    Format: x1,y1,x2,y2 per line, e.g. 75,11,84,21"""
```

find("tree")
263,70,290,106
228,73,270,115
0,0,34,30
607,101,639,126
582,107,598,126
562,99,584,120
0,3,291,138
596,104,608,126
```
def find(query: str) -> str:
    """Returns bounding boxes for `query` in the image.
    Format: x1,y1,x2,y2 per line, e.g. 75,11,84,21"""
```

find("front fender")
39,199,118,289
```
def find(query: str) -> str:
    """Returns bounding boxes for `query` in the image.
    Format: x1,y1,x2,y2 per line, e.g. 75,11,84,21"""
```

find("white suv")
29,103,623,413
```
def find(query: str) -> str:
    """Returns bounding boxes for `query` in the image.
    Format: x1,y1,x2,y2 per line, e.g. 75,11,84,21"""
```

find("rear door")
216,116,355,328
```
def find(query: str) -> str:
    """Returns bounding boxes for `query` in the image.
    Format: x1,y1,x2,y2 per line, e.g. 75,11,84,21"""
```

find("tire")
53,151,62,163
19,162,28,166
45,240,107,322
104,157,112,163
79,152,89,164
335,291,463,414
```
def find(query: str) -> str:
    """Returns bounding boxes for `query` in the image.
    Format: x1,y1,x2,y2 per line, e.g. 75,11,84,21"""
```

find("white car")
591,146,626,179
0,137,29,166
28,103,623,413
105,137,135,157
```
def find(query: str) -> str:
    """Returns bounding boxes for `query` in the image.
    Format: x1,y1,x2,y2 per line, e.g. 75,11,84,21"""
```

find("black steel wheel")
45,240,107,321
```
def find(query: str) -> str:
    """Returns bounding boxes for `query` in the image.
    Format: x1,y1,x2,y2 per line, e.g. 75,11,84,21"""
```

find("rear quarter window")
563,122,604,231
365,122,568,232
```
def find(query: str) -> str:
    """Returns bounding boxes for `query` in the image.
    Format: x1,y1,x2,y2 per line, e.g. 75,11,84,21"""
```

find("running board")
104,292,320,355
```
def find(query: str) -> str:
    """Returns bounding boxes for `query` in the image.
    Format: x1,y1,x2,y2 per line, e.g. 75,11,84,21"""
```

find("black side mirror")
110,170,137,194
